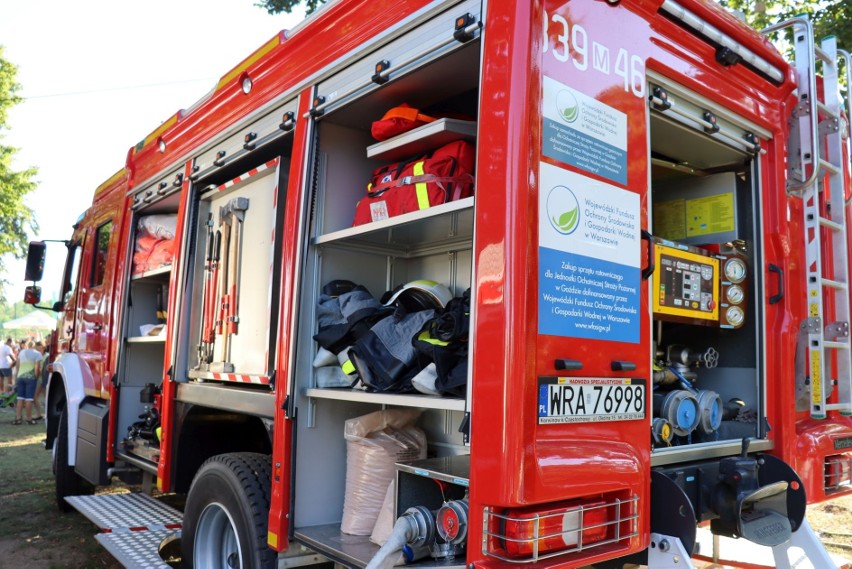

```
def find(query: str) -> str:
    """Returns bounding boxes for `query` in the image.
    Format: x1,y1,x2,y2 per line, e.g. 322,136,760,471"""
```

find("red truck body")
25,1,852,567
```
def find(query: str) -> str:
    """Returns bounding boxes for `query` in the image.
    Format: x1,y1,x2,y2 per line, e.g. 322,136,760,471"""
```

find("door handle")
768,263,783,305
93,324,103,332
641,230,655,280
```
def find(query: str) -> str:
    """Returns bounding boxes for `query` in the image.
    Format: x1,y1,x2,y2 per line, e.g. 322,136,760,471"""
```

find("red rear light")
483,494,639,562
825,453,852,493
503,501,609,557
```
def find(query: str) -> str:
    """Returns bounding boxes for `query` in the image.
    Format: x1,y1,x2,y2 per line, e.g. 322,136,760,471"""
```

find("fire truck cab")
23,0,852,567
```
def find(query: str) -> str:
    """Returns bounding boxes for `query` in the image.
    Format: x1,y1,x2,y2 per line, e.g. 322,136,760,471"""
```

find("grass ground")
1,402,850,568
0,405,120,569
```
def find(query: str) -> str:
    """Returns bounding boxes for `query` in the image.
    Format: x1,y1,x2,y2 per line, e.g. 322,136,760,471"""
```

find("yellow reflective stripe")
413,161,429,209
417,330,449,346
342,359,356,375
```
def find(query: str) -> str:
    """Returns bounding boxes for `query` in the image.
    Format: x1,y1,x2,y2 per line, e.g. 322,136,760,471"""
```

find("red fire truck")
22,0,852,567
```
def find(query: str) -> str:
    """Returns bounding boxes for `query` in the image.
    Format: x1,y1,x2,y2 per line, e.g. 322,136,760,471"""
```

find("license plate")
538,377,646,424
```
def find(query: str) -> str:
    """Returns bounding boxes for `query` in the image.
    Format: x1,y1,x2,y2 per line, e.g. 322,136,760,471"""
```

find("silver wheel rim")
194,502,243,568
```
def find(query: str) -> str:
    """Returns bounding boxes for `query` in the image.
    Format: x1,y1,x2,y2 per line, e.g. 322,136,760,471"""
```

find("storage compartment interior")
648,102,763,456
291,34,480,562
117,192,180,464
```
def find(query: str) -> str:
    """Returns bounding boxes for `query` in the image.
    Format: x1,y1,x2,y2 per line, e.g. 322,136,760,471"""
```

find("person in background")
32,340,47,421
13,340,42,425
0,337,16,394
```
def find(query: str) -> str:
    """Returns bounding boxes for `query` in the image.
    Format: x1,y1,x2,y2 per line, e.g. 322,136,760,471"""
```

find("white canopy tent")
2,310,59,333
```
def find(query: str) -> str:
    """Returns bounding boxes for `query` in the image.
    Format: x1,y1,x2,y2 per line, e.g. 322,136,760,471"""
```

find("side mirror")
24,285,42,305
25,241,47,282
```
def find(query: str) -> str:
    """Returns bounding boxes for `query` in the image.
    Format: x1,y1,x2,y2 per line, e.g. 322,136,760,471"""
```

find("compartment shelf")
305,387,465,412
131,265,172,281
126,336,166,344
315,197,473,255
295,523,463,569
366,118,477,161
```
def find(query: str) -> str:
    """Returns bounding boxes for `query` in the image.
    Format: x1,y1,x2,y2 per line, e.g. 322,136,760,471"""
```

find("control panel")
652,241,747,328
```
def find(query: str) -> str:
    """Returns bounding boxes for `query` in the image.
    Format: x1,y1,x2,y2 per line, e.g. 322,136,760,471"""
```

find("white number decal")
551,14,570,63
544,10,644,98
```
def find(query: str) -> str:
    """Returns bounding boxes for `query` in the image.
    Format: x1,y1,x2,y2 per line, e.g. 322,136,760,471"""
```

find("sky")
0,0,306,302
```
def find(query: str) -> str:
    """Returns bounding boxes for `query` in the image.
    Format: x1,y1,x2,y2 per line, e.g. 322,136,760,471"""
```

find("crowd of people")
1,334,51,425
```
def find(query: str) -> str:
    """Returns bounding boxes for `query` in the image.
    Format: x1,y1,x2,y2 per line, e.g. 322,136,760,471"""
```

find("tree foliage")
719,0,852,53
0,46,37,264
256,0,324,15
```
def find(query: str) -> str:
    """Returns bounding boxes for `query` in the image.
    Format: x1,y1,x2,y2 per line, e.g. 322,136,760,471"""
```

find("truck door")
75,218,116,394
57,237,83,358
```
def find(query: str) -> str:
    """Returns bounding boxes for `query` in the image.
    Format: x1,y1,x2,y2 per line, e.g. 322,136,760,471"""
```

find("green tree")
719,0,852,51
0,46,37,267
256,0,324,15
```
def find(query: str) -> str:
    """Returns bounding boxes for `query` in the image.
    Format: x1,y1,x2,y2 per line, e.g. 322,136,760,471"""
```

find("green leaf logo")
561,104,578,122
556,90,580,124
546,185,580,236
553,207,579,233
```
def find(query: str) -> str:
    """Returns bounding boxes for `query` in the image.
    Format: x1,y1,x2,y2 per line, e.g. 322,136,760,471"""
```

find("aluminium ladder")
777,18,852,418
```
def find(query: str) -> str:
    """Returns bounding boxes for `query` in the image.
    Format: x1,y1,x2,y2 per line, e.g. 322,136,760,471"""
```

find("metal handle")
641,230,655,280
768,263,784,304
555,359,583,371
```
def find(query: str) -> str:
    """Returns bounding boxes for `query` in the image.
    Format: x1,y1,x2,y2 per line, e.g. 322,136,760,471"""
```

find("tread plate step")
65,493,182,531
95,529,178,569
66,493,182,569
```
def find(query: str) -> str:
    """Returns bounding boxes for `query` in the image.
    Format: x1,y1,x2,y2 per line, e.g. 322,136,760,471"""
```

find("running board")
65,493,182,569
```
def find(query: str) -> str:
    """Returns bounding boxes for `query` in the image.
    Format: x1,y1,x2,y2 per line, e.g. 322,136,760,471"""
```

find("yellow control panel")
653,243,720,322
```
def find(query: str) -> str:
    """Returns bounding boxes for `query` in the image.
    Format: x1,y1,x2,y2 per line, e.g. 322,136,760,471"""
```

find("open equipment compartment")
291,10,481,564
117,175,182,468
647,77,767,463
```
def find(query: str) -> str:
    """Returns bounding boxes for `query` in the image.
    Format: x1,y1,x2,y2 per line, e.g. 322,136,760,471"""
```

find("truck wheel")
54,409,92,511
182,452,274,569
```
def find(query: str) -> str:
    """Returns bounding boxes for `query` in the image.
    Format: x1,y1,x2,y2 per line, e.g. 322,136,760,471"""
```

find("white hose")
365,516,414,569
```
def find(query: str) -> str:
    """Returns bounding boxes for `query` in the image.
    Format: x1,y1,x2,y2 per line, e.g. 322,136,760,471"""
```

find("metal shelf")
305,387,465,412
131,265,171,281
295,523,464,569
126,335,166,344
366,118,477,161
314,197,473,256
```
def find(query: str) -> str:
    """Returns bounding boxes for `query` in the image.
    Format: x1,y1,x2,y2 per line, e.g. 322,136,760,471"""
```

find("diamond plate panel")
65,493,182,531
95,530,178,569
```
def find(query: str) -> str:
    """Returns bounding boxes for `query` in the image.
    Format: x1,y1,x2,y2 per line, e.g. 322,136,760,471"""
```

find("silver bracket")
807,316,822,334
825,321,849,340
819,117,840,136
648,533,696,568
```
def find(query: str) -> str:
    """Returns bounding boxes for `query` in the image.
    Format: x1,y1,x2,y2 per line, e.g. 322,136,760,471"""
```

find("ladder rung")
823,341,849,349
818,217,844,231
815,44,833,64
824,403,852,412
819,158,841,175
821,278,847,290
817,101,840,119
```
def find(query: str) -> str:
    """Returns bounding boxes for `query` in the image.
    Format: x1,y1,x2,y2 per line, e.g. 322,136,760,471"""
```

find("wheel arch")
172,404,273,494
45,353,90,461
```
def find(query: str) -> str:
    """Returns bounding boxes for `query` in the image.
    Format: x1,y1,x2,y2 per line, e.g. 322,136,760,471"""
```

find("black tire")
182,452,274,569
54,409,93,511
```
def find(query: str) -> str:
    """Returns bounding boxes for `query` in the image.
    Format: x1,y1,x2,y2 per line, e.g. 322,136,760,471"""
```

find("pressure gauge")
724,258,747,283
726,305,745,327
726,284,745,305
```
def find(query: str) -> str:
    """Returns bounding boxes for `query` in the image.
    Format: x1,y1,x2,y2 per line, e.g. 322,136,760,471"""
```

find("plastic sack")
139,214,177,240
133,214,177,274
370,479,396,546
341,409,426,535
